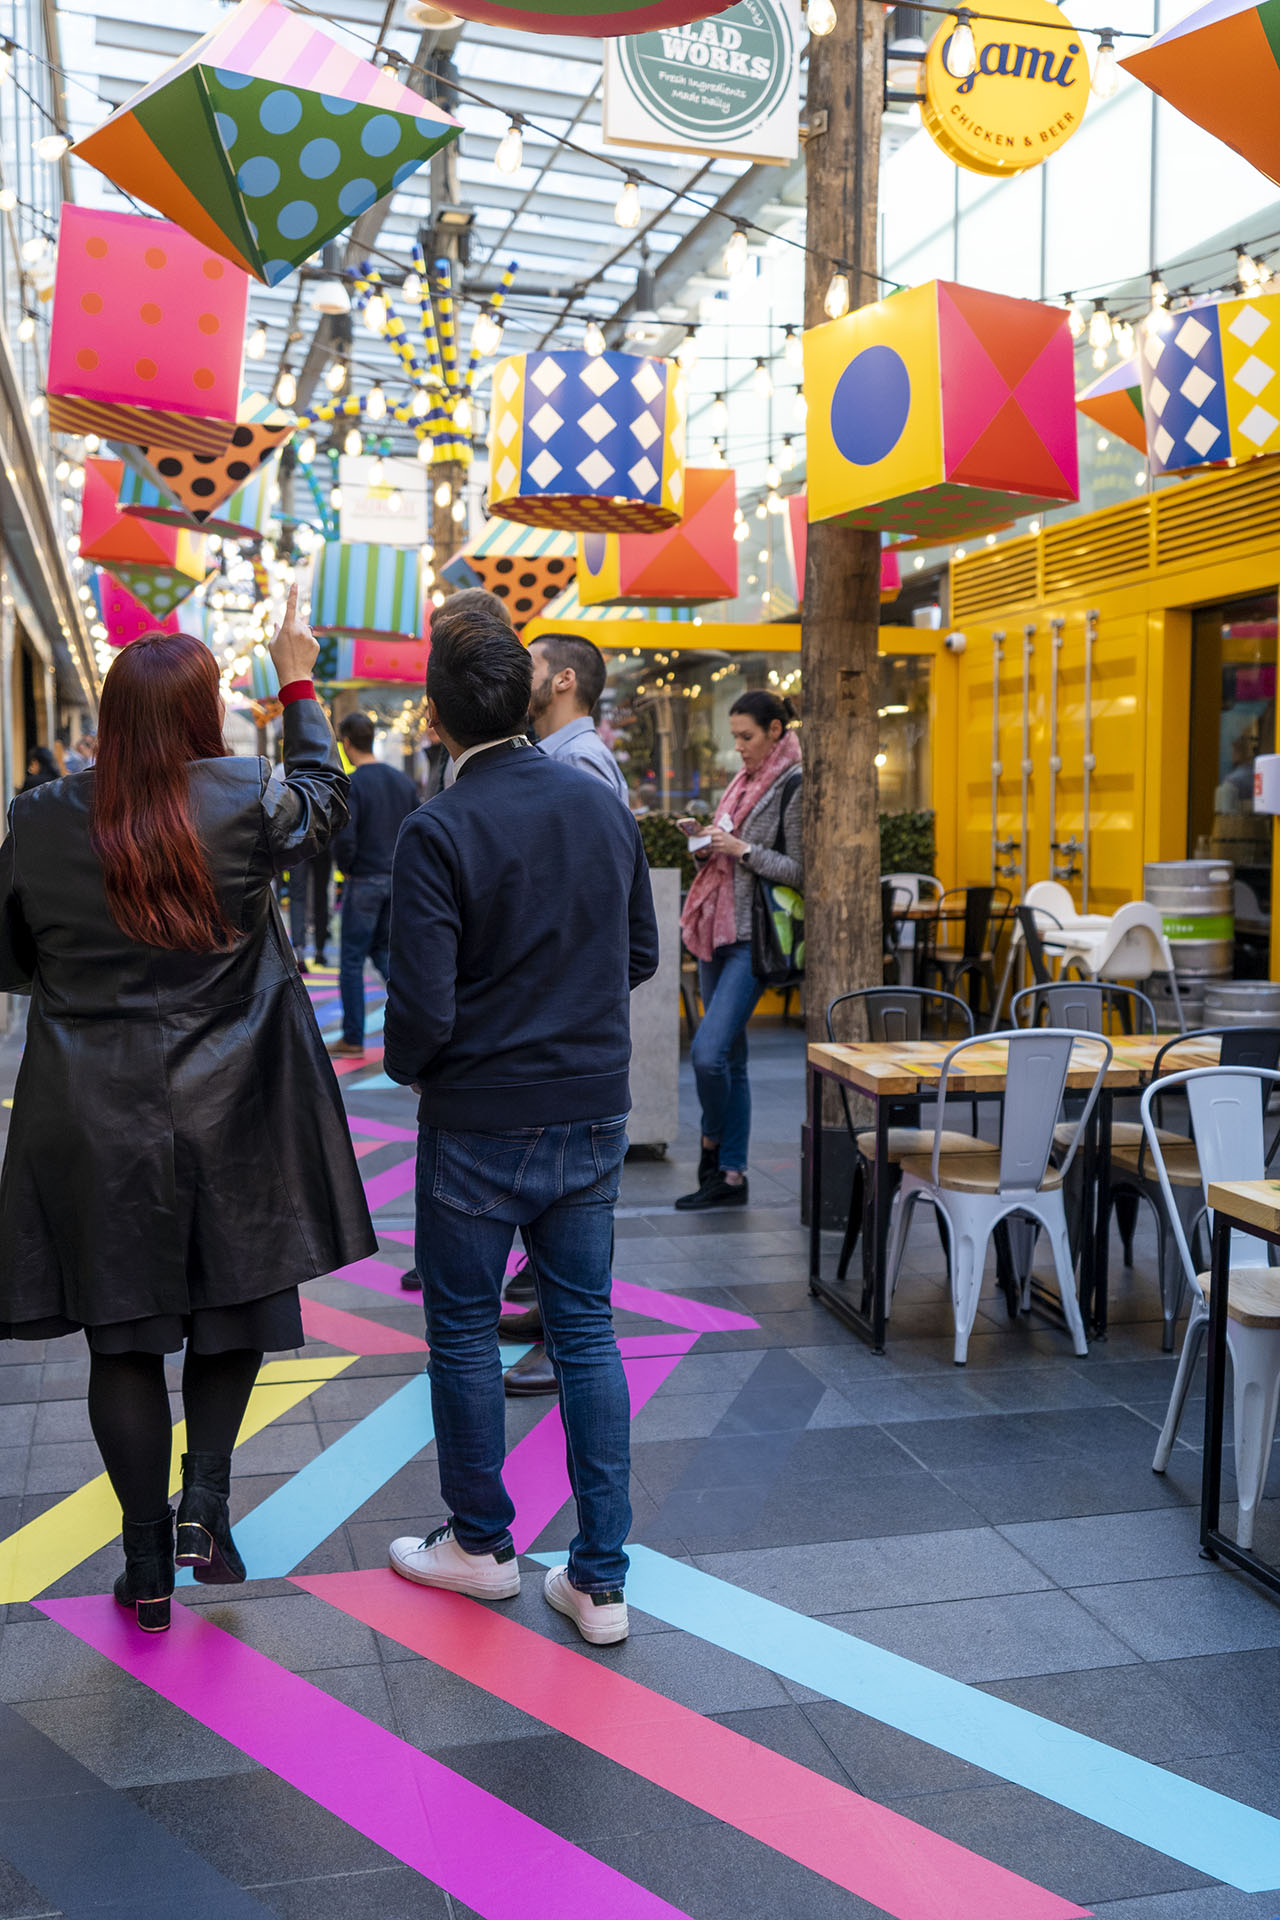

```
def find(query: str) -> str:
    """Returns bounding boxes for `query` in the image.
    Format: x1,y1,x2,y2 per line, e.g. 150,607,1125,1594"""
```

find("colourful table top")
809,1033,1220,1099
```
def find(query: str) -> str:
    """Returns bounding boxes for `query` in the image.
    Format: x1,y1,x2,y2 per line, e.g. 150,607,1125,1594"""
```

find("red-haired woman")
0,590,375,1630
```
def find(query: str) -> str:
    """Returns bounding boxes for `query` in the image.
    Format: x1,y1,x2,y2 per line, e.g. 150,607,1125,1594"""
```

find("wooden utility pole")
802,0,885,1119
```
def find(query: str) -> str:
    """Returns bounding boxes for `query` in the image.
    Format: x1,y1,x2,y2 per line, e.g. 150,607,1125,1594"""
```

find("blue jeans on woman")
692,940,765,1173
415,1114,632,1593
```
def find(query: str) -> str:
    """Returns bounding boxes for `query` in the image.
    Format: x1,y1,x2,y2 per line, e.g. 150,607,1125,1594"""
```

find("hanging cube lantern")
80,457,211,611
441,521,577,629
576,467,738,608
1139,293,1280,474
104,551,210,619
311,542,422,641
1076,358,1147,454
71,0,460,288
488,350,685,533
93,572,182,647
804,280,1078,541
782,494,900,606
535,582,696,626
312,635,353,686
48,207,248,454
439,0,730,30
1121,0,1280,189
349,637,431,685
118,390,295,524
119,455,280,543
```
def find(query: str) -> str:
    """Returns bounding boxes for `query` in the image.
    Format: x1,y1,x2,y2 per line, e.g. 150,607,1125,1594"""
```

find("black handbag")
749,771,804,986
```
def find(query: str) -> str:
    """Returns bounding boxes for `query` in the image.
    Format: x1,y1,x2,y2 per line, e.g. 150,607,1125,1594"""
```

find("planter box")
629,867,680,1152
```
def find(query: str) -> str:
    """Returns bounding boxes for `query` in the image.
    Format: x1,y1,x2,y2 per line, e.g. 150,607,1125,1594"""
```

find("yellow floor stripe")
0,1355,354,1604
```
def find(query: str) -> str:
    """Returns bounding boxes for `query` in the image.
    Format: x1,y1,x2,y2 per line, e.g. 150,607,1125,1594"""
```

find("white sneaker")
543,1564,629,1644
389,1524,521,1599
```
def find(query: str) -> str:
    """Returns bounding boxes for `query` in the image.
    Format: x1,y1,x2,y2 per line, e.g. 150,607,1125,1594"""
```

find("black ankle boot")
113,1511,175,1632
175,1452,246,1584
697,1143,721,1185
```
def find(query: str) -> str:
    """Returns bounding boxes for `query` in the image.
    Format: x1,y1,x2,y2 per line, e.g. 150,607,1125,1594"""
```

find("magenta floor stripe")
38,1599,689,1920
326,1256,412,1298
609,1278,759,1334
347,1118,417,1144
362,1157,418,1211
507,1344,696,1553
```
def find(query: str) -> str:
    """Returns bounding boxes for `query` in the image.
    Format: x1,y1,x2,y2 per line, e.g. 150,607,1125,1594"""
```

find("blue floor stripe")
188,1347,530,1585
530,1546,1280,1893
319,1002,386,1044
346,1072,398,1092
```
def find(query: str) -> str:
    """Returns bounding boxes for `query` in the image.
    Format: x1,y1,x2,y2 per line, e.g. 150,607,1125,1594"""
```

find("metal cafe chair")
886,1028,1110,1365
824,987,984,1285
880,880,913,983
991,903,1064,1027
1143,1066,1280,1550
1109,1026,1280,1350
919,885,1014,1026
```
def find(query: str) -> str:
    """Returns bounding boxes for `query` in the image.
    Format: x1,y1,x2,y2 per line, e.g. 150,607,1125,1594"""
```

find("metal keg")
1202,981,1280,1027
1144,860,1234,986
1142,972,1204,1032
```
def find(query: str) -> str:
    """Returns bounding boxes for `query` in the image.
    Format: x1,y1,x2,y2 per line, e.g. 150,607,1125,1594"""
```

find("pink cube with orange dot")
47,206,249,454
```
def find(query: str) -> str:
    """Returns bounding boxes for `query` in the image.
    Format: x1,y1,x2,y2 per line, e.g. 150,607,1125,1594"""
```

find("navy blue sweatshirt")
332,760,418,876
383,741,660,1128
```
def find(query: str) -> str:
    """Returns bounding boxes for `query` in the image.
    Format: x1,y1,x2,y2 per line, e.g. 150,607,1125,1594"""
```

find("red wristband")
279,679,316,706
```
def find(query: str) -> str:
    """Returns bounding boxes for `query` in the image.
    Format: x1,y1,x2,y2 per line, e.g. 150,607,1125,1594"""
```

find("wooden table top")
1206,1180,1280,1239
809,1034,1219,1099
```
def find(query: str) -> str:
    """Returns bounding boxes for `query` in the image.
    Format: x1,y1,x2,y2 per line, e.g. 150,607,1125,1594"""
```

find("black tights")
86,1347,262,1524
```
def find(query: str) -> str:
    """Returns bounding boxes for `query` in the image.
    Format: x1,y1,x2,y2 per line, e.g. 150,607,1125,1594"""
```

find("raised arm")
259,585,350,870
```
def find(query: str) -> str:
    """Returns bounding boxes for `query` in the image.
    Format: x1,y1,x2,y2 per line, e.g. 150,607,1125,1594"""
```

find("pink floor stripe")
616,1332,705,1358
348,1118,417,1144
353,1141,382,1161
506,1345,696,1554
38,1598,690,1920
333,1045,386,1080
297,1574,1089,1920
610,1278,759,1334
328,1256,413,1299
300,1298,429,1355
362,1156,418,1211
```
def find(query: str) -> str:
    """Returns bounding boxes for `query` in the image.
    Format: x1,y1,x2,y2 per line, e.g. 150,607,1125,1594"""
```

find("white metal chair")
1144,1066,1280,1550
884,872,942,984
1047,901,1186,1031
884,1028,1109,1365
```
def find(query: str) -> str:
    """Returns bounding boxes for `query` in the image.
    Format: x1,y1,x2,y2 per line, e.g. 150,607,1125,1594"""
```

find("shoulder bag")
749,771,804,986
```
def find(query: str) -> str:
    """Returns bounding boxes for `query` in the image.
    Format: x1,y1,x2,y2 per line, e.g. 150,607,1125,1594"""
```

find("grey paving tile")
438,1728,710,1841
129,1770,399,1884
15,1685,257,1788
646,1351,767,1395
384,1656,548,1750
1163,1745,1280,1819
981,1661,1245,1764
696,1526,1052,1613
938,1453,1204,1526
705,1702,858,1787
251,1868,455,1919
0,1452,31,1498
192,1592,382,1673
0,1406,34,1447
708,1467,990,1550
0,1855,58,1918
0,1369,41,1407
999,1507,1212,1587
629,1389,739,1440
821,1587,1141,1683
1069,1571,1280,1660
1089,1891,1280,1918
599,1816,889,1920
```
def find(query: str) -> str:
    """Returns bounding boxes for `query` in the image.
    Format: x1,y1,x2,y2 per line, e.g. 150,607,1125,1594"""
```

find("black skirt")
0,1285,304,1355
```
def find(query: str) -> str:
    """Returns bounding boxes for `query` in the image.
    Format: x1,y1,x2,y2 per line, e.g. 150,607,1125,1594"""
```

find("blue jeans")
339,873,391,1045
415,1115,632,1593
692,941,764,1173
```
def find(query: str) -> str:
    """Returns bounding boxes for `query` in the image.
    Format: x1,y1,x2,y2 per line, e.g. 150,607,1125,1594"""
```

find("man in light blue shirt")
527,634,629,805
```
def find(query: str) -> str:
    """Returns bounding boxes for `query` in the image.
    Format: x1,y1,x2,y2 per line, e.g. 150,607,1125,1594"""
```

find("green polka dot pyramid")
71,0,460,289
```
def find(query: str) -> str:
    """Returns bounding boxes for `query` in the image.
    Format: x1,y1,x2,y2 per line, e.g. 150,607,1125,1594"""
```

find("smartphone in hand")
677,817,712,853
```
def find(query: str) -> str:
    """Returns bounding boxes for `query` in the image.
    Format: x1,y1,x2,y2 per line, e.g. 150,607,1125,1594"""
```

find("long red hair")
91,633,239,952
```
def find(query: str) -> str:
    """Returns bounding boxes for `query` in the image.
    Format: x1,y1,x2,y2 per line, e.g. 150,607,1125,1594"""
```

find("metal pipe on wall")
990,629,1005,883
1047,616,1063,881
1082,608,1099,910
1020,623,1035,890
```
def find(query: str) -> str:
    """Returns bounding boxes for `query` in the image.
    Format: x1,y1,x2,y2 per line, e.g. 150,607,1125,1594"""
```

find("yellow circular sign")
923,0,1090,176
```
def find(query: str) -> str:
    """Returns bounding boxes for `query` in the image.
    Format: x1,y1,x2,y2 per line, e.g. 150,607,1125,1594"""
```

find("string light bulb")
324,359,347,393
411,386,431,417
1092,343,1108,369
780,436,796,472
418,437,432,464
276,366,297,407
943,7,977,78
753,357,773,397
1112,319,1135,357
451,497,467,523
34,132,69,163
403,268,423,305
677,328,699,371
1088,301,1113,349
0,188,15,213
246,321,268,360
614,173,641,230
583,317,606,356
0,44,12,87
724,225,750,276
734,519,749,542
472,310,503,357
329,484,343,510
766,459,781,489
16,312,34,344
709,438,725,466
454,394,473,435
768,488,784,515
365,381,387,422
1090,28,1119,98
363,291,388,334
783,324,803,369
344,426,362,457
807,0,837,33
793,386,807,425
495,118,524,174
1065,295,1085,340
824,269,851,320
710,392,729,434
435,479,452,508
298,434,317,465
370,455,387,488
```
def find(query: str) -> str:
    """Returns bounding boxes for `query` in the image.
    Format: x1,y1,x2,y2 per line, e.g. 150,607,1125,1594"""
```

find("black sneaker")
674,1171,749,1211
400,1267,423,1292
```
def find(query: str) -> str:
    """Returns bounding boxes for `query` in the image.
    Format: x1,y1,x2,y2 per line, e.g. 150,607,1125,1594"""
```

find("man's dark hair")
427,610,532,749
430,587,514,633
532,633,607,715
339,713,375,755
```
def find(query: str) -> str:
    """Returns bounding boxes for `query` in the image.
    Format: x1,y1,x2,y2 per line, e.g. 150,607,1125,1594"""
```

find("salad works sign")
923,0,1091,175
603,0,800,166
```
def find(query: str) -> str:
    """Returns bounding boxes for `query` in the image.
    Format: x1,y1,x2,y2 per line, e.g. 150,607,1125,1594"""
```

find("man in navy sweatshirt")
383,610,659,1646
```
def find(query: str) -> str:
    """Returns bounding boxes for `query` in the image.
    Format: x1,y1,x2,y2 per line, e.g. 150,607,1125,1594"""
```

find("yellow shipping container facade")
938,455,1280,976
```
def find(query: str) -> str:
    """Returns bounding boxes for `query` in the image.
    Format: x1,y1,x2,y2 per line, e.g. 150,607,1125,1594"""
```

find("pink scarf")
680,730,802,963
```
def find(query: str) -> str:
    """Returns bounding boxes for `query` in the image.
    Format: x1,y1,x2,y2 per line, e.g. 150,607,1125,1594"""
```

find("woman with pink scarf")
676,691,803,1210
